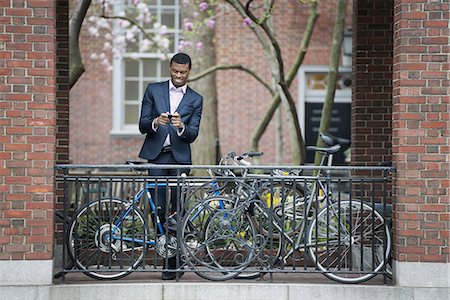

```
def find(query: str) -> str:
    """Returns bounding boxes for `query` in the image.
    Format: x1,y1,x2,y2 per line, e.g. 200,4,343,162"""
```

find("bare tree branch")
189,64,274,95
250,1,319,163
69,0,91,89
100,14,155,42
244,0,285,82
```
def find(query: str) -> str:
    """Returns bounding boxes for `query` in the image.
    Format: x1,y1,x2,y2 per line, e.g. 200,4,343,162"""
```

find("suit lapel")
163,81,170,112
176,87,191,115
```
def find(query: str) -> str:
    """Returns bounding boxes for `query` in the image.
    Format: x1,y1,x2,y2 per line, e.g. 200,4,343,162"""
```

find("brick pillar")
0,1,57,285
352,0,393,166
392,0,449,287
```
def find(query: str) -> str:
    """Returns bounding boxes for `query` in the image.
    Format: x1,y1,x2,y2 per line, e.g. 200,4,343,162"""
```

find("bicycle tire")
67,197,148,280
257,181,309,237
307,200,391,284
235,197,285,280
180,196,258,281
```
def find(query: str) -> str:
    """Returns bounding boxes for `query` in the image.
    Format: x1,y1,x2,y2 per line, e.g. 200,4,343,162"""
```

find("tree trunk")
182,7,219,168
313,0,347,166
69,0,91,89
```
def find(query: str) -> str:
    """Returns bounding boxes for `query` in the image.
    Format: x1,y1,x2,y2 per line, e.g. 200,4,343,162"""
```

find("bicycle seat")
306,144,341,155
320,132,350,147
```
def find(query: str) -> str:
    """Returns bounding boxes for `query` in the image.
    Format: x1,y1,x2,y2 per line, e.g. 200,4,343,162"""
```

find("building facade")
0,0,448,291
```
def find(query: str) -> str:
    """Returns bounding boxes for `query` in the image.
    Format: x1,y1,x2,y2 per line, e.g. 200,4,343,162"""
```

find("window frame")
297,65,352,138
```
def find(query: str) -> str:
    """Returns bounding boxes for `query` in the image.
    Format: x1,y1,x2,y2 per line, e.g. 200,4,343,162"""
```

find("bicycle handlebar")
236,151,264,160
219,151,264,167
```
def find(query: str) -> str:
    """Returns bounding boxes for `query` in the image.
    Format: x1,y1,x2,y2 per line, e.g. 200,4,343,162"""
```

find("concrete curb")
1,283,449,300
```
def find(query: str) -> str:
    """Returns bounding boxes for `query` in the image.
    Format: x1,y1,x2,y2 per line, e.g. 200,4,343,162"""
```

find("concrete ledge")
1,283,449,300
0,260,53,286
393,261,450,288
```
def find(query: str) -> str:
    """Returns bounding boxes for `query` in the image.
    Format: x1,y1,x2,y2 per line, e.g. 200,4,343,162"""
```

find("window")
111,0,181,135
298,66,352,164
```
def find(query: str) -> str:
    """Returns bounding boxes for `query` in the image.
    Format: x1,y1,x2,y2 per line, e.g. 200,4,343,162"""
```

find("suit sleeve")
139,84,156,135
179,95,203,144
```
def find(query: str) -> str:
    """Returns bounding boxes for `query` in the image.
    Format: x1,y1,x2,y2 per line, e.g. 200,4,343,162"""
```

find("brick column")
0,0,57,285
392,0,449,287
352,0,393,166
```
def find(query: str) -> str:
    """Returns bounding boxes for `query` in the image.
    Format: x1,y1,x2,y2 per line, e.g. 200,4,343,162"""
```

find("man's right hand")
155,112,171,127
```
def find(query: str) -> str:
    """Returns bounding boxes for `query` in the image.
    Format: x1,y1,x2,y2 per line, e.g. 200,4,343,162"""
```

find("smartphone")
166,114,173,119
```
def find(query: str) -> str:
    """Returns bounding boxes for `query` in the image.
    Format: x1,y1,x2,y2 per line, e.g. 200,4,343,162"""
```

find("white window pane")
125,81,139,100
125,104,139,125
161,10,175,28
125,59,139,77
127,40,139,53
161,60,170,77
143,59,157,77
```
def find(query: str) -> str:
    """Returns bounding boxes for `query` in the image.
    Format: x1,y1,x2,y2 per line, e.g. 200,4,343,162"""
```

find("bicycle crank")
94,224,126,256
156,234,178,258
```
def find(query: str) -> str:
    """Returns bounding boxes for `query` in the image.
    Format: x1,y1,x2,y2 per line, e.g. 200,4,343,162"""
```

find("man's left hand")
170,112,184,130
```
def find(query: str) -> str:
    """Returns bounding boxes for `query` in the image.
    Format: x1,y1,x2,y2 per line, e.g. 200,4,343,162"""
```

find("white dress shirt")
152,81,187,147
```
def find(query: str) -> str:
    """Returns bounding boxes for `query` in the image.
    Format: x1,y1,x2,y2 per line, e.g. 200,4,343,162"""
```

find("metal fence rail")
55,164,393,284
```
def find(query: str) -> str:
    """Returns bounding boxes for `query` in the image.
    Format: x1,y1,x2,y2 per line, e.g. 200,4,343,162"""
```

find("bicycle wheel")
235,197,284,280
180,196,259,281
67,197,148,280
307,200,391,284
258,181,308,237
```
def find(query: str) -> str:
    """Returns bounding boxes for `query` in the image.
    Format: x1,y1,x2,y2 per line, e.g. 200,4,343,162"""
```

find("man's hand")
170,112,184,130
155,112,171,127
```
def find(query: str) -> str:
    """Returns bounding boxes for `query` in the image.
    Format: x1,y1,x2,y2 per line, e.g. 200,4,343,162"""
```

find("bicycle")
179,151,308,281
66,170,192,280
66,161,260,281
181,140,392,283
179,151,276,281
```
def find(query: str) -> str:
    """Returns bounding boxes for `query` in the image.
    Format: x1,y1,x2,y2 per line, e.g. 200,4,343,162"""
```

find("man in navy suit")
138,53,203,280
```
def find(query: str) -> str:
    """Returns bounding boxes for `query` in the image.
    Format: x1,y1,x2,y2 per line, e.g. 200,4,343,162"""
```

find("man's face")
170,62,190,87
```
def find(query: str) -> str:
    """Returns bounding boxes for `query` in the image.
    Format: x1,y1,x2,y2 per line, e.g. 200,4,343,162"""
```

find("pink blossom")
196,42,204,50
178,40,193,52
184,21,194,31
206,19,215,29
182,0,189,6
199,2,208,11
243,17,252,26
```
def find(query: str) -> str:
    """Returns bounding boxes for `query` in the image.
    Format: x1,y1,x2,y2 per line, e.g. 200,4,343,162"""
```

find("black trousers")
148,151,189,269
148,151,190,226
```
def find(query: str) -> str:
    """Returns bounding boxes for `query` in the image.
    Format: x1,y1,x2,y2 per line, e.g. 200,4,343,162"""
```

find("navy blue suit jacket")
138,80,203,164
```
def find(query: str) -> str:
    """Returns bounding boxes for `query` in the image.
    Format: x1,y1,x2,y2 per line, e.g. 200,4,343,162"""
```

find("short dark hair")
170,53,191,69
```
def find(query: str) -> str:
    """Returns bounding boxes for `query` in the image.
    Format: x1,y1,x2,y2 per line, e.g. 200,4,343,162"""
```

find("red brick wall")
352,0,393,166
392,0,449,263
0,0,56,260
56,0,69,165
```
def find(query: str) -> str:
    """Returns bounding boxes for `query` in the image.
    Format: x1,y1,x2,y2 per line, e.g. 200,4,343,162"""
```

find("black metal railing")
54,164,393,284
